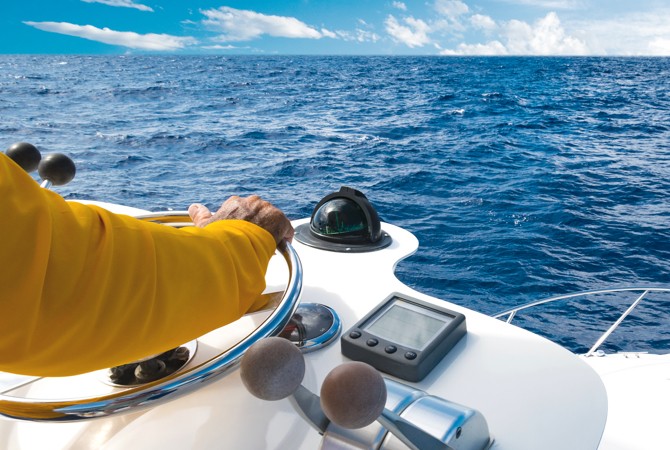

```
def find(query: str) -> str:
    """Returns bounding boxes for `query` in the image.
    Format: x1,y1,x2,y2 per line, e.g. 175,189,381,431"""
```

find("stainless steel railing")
493,287,670,357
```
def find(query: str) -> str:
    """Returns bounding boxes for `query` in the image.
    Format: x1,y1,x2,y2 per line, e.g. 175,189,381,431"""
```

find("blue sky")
4,0,670,55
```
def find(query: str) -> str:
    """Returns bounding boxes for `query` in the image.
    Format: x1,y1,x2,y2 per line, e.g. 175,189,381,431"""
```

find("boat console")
0,147,608,449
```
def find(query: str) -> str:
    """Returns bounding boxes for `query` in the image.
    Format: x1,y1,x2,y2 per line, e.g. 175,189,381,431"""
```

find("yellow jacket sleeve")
0,154,277,376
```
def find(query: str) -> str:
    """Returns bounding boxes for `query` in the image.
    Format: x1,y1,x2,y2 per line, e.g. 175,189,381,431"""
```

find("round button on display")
349,331,361,339
404,351,417,360
385,345,397,354
366,338,379,347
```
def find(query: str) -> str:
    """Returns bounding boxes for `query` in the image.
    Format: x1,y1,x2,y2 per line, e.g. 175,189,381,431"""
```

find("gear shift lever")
240,337,329,433
241,338,452,449
320,361,452,450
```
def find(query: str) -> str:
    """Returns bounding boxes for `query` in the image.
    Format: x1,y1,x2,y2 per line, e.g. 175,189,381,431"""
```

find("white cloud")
344,19,380,43
81,0,153,12
500,0,583,9
356,29,381,43
433,4,670,56
24,22,196,51
385,15,432,48
392,1,407,11
321,28,338,39
470,14,496,32
648,37,670,56
569,10,670,56
441,41,507,55
432,0,470,33
202,44,238,50
441,12,588,55
434,0,469,19
504,12,588,55
334,28,381,43
201,6,324,41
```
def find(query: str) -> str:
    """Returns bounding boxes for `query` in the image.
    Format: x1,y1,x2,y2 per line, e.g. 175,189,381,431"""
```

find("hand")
188,195,294,245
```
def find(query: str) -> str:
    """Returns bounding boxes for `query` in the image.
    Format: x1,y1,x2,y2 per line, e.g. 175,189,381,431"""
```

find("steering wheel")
0,212,302,421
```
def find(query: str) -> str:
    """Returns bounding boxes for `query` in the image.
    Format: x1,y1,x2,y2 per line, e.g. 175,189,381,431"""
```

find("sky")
4,0,670,56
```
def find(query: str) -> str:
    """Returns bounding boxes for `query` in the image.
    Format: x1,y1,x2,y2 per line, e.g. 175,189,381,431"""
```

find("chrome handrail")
493,287,670,357
0,213,302,422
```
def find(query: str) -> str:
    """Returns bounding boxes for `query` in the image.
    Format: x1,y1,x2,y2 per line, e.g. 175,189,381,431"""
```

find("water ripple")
2,55,670,352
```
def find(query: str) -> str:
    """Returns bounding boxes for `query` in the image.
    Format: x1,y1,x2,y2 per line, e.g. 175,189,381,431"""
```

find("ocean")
2,55,669,354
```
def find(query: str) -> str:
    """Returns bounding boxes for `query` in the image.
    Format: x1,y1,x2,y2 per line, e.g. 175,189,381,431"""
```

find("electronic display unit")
341,293,467,382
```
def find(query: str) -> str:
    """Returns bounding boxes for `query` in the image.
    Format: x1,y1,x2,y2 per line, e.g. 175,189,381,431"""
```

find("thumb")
188,203,213,227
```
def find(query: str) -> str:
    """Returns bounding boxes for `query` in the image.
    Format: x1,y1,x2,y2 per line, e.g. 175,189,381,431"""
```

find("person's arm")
0,154,287,376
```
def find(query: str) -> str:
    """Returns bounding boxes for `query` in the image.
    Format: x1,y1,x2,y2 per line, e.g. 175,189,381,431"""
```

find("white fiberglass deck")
0,214,607,449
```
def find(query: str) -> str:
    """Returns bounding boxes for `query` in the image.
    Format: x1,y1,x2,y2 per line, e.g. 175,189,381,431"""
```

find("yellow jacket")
0,154,276,377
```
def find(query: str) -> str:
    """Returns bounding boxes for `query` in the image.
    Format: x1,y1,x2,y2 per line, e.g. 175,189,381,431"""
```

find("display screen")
364,299,452,350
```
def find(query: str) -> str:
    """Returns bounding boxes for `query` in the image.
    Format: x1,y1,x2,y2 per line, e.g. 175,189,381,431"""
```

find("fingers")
252,200,294,245
199,196,294,245
188,203,213,228
273,209,294,244
283,222,295,244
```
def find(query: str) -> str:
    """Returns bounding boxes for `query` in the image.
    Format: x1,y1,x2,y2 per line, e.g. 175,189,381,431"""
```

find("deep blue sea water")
2,55,670,354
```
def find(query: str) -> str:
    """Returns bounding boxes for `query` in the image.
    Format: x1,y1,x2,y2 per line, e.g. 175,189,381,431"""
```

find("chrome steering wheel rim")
0,212,302,422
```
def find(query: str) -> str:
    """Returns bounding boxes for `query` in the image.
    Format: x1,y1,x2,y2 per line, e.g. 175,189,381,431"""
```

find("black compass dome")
295,187,392,253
